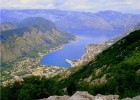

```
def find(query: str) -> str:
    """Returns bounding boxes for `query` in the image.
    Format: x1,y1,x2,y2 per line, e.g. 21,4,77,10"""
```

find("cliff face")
0,17,76,64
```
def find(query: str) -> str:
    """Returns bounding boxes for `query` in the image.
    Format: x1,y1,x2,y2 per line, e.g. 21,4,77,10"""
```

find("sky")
1,0,140,14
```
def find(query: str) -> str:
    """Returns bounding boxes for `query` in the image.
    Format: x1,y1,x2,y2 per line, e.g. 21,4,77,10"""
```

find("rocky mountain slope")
1,29,140,100
0,17,76,66
96,10,140,30
1,9,140,31
57,29,140,98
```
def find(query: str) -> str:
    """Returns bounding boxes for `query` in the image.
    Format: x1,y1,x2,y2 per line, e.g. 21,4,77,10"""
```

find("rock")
84,75,93,82
41,96,70,100
133,96,140,100
38,91,139,100
121,97,132,100
95,94,119,100
91,74,107,85
136,69,140,74
121,96,140,100
100,74,107,84
62,88,67,93
95,68,102,75
68,91,119,100
69,91,94,100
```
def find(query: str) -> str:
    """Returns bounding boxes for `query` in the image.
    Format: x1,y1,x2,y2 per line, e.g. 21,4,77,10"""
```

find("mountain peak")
104,10,120,12
97,10,122,14
19,17,57,31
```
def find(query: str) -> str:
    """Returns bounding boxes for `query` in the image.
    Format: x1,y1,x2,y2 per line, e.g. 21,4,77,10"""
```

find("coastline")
1,44,67,86
66,43,109,67
38,44,64,59
37,44,64,67
38,36,79,67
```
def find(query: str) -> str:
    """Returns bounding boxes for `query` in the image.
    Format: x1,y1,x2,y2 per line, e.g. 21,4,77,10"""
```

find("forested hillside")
0,17,76,67
1,29,140,100
58,29,140,98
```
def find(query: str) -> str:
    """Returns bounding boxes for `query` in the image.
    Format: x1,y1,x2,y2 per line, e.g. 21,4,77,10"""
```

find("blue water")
40,29,124,68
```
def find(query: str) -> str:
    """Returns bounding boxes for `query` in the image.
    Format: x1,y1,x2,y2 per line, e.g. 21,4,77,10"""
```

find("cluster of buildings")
69,41,114,67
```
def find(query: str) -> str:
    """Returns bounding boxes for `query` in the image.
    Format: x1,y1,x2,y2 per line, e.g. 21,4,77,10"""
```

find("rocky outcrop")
122,96,140,100
136,69,140,74
69,91,94,100
39,91,140,100
41,95,70,100
95,94,119,100
40,91,119,100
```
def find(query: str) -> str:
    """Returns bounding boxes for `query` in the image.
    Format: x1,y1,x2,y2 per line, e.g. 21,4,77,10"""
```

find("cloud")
0,0,140,14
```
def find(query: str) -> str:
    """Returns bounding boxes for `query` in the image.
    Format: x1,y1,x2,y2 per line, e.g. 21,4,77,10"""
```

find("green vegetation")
58,29,140,98
1,17,75,66
1,76,59,100
1,30,140,100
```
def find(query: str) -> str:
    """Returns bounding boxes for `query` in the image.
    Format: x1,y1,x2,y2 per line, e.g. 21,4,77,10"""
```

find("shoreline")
38,43,105,68
38,44,64,65
66,43,109,67
38,37,79,67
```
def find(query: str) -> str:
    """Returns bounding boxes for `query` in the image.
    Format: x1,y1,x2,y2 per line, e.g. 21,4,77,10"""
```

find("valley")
40,29,124,67
1,29,140,100
1,8,140,100
0,17,76,85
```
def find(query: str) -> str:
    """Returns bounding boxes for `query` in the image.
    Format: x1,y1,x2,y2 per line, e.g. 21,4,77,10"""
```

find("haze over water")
40,29,124,68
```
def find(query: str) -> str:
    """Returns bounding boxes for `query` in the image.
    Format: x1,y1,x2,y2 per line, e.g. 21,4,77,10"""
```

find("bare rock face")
136,69,140,74
40,92,120,100
69,91,94,100
121,97,132,100
39,91,140,100
122,96,140,100
133,96,140,100
40,95,70,100
91,74,107,85
95,94,119,100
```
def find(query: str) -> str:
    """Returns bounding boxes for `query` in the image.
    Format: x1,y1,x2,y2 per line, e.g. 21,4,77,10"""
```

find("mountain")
0,22,17,31
96,10,140,30
1,9,140,31
1,29,140,100
55,12,113,30
0,17,76,65
18,17,57,31
134,23,140,30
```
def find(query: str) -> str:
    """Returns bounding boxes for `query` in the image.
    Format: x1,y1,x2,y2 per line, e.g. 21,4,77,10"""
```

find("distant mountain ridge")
1,9,140,31
0,22,17,31
0,17,76,65
134,23,140,30
19,17,57,31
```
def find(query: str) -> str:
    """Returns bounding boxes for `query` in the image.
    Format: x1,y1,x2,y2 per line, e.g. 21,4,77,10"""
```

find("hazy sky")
1,0,140,13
